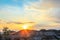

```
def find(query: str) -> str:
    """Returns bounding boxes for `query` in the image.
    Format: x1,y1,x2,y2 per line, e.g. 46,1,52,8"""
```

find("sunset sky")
0,0,60,31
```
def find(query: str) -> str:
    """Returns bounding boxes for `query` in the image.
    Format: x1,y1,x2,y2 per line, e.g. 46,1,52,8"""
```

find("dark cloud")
7,21,35,24
25,22,35,23
7,22,22,24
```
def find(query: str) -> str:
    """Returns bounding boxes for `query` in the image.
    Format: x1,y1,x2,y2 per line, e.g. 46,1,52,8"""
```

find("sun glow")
21,22,35,30
23,24,28,29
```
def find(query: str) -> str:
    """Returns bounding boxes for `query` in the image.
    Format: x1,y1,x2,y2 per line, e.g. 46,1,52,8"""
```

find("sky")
0,0,60,31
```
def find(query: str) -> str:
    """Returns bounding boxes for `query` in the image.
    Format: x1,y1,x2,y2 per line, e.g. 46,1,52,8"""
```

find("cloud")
24,1,50,22
43,0,60,7
7,22,22,24
49,8,60,19
24,0,60,27
48,8,60,24
33,23,60,30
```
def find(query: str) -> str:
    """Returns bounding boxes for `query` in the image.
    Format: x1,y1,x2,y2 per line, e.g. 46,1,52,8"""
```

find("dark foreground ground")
0,29,60,40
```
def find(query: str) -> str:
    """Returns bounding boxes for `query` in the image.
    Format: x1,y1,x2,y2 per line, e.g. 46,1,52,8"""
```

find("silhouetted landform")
0,28,60,40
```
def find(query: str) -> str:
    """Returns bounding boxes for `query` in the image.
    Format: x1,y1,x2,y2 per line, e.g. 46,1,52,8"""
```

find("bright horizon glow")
22,24,29,29
23,25,28,29
22,23,35,30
